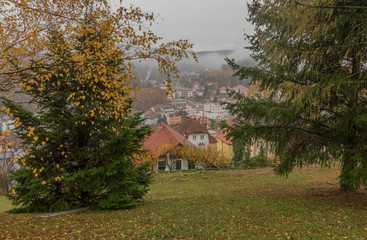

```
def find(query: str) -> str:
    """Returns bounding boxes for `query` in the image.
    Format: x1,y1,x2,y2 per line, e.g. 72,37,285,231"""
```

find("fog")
117,0,254,70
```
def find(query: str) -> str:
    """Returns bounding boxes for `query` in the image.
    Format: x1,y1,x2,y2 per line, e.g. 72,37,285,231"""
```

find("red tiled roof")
143,123,195,152
216,131,232,145
232,85,249,91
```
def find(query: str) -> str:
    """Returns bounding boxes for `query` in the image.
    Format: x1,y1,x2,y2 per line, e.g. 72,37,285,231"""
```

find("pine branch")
294,1,367,10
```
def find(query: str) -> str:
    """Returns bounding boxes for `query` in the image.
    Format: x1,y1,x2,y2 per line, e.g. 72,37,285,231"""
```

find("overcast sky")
119,0,253,52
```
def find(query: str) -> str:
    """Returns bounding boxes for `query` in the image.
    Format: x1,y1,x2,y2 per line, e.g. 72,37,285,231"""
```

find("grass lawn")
1,167,367,239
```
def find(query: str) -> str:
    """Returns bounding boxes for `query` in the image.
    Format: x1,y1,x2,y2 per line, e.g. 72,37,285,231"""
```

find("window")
193,135,196,140
200,135,204,140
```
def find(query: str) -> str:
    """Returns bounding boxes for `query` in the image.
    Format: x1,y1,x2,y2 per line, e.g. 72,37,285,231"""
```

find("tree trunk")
340,150,358,192
81,191,90,206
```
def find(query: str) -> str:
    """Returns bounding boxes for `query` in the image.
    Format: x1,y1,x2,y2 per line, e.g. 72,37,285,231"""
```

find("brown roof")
143,123,195,152
216,131,232,145
176,118,217,144
208,134,218,144
176,118,208,135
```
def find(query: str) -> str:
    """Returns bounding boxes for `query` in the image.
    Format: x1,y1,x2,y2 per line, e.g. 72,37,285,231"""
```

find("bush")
236,143,272,168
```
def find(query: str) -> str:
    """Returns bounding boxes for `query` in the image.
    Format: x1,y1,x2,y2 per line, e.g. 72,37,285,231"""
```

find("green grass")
1,167,367,239
0,195,12,213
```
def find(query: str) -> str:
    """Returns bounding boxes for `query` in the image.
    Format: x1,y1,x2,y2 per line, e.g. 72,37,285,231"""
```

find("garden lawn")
1,167,367,239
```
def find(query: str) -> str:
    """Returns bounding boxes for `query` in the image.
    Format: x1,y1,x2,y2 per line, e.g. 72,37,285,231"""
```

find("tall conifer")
225,0,367,191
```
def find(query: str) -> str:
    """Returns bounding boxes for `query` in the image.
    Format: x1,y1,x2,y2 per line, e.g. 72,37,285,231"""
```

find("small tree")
180,145,232,169
6,28,154,212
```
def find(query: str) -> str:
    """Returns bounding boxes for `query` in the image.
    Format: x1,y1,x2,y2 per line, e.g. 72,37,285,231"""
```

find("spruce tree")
6,27,152,212
225,0,367,191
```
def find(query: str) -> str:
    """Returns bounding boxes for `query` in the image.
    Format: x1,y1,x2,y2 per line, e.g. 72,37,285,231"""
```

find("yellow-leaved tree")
1,0,196,212
1,0,195,114
138,144,233,171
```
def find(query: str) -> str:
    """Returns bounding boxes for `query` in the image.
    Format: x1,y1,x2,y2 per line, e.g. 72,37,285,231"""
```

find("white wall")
153,158,189,171
188,133,209,148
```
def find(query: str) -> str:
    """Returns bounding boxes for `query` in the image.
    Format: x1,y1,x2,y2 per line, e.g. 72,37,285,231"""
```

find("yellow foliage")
0,0,195,138
137,144,233,170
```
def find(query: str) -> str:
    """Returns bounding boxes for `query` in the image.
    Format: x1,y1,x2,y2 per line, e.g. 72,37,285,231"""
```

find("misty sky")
119,0,253,52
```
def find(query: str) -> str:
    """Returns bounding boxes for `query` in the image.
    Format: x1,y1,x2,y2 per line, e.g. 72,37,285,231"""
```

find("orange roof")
216,131,232,145
143,123,195,151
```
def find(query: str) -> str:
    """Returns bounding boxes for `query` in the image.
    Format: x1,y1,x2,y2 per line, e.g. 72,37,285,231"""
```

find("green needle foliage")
224,0,367,191
5,29,152,212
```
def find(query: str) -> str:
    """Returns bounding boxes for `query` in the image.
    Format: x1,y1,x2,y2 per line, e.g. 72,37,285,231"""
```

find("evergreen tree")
233,138,246,165
6,27,152,212
225,0,367,191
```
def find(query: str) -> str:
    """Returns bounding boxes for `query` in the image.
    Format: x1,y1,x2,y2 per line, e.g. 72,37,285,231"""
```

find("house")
192,82,202,92
195,90,204,97
199,118,211,129
191,83,204,97
175,88,193,99
185,109,203,119
168,98,187,109
219,86,230,94
208,93,216,101
143,123,195,171
141,109,160,126
215,131,234,160
166,114,182,125
232,85,249,95
203,103,229,119
176,118,217,149
217,95,230,102
150,104,175,115
184,104,203,119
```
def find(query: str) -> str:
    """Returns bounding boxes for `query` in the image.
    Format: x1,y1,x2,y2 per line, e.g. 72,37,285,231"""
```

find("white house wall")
153,158,189,172
188,133,209,148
